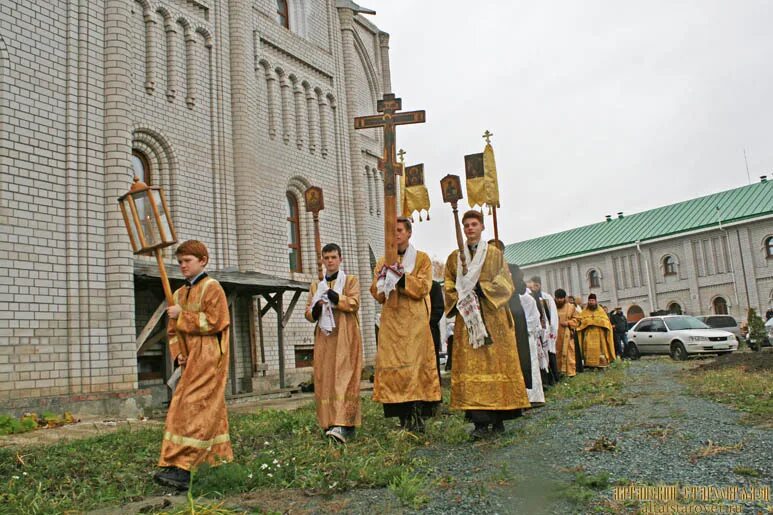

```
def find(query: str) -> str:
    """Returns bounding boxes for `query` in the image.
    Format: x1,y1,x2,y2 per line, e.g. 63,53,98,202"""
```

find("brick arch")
131,127,179,214
286,176,314,275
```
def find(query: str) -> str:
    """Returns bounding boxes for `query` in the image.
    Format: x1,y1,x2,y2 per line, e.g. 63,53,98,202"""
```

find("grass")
556,471,610,507
682,361,772,427
387,470,429,509
0,397,469,514
547,359,629,410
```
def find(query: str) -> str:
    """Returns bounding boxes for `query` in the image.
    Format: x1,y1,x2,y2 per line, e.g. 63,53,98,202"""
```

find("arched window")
276,0,289,29
668,302,682,315
589,269,600,289
712,296,728,315
286,192,302,272
766,236,773,258
132,150,151,184
627,304,645,323
663,255,677,276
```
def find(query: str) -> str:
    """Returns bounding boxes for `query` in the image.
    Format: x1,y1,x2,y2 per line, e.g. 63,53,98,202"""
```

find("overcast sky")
362,0,773,262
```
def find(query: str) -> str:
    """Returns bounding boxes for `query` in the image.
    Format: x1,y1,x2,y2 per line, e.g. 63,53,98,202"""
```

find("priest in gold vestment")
155,240,233,491
554,288,578,377
576,294,616,368
305,243,362,444
371,218,441,431
444,211,530,439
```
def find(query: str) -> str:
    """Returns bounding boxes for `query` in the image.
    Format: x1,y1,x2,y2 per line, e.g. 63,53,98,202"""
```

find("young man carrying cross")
304,243,362,443
444,210,531,439
370,217,441,431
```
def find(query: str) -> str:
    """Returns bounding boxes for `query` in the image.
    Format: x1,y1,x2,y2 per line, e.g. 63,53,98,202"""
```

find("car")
626,315,738,360
694,315,742,340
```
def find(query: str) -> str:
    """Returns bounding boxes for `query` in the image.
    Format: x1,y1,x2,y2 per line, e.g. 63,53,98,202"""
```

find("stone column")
164,17,177,101
337,6,378,362
378,32,392,94
184,30,197,108
142,8,156,94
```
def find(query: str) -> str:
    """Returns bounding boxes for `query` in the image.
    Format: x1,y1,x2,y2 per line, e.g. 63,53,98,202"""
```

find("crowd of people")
151,213,631,490
305,210,628,445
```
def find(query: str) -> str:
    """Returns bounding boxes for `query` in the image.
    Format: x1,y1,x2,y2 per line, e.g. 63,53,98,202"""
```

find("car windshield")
664,316,710,331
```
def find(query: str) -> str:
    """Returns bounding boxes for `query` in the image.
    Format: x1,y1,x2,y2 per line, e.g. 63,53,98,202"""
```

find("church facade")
0,0,393,414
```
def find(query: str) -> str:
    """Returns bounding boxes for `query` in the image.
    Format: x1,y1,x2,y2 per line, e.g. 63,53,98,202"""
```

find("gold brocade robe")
576,308,616,368
444,245,530,411
370,251,441,405
304,275,363,429
160,276,233,471
556,303,578,377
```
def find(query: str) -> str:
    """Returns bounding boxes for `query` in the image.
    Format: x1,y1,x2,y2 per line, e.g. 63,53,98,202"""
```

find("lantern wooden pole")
312,212,323,281
155,248,175,305
451,201,467,275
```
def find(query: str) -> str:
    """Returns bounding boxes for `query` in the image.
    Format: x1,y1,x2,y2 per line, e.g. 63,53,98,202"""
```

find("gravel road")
341,356,772,514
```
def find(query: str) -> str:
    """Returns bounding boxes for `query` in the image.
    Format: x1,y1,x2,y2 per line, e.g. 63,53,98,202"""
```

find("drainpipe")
636,240,656,314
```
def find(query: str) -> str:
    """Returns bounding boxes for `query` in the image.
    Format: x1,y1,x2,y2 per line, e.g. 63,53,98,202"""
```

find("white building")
504,179,773,323
0,0,400,414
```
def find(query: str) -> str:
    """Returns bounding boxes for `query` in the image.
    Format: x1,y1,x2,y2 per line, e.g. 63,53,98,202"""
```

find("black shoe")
153,466,190,490
470,423,489,440
491,421,505,434
407,415,426,433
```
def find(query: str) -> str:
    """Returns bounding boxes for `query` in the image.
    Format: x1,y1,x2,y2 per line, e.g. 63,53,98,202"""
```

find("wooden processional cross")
354,94,425,264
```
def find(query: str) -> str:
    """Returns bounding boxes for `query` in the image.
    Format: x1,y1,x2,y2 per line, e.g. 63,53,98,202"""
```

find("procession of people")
152,107,625,491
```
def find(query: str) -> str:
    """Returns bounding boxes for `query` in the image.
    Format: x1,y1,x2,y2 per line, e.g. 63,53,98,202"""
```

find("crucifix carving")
355,94,425,263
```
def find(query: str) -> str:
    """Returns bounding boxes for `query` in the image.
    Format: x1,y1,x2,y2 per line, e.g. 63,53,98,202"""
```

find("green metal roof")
504,180,773,267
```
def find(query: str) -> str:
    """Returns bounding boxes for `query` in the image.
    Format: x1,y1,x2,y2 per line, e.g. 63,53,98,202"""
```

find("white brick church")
0,0,394,414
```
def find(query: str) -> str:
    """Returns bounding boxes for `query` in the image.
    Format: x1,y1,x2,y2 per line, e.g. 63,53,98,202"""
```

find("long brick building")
0,0,397,414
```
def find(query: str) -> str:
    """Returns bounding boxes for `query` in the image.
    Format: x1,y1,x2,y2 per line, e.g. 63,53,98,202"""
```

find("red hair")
175,240,209,264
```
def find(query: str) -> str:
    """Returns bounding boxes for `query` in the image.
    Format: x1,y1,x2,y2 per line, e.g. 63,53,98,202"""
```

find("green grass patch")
556,471,610,508
0,397,468,514
733,466,761,478
683,367,772,426
388,470,429,509
547,359,629,410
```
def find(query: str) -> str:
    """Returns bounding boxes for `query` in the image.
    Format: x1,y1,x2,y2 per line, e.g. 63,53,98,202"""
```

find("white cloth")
310,269,347,335
455,242,489,349
521,292,545,403
375,244,417,299
535,290,559,354
522,292,548,371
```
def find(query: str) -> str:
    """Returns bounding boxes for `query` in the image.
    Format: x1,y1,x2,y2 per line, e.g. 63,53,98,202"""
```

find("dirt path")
409,357,772,514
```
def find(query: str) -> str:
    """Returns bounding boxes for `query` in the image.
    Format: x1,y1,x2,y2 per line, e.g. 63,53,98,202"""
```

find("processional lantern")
118,176,178,304
304,186,325,281
440,174,468,275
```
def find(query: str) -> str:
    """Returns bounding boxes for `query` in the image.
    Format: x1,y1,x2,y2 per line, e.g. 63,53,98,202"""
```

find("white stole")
311,269,347,335
376,244,417,299
455,242,489,349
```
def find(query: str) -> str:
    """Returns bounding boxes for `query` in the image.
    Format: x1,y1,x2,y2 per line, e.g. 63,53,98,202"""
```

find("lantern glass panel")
133,191,162,247
122,201,141,252
152,189,173,243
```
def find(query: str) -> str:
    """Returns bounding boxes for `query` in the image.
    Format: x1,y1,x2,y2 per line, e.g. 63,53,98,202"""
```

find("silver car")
627,315,738,360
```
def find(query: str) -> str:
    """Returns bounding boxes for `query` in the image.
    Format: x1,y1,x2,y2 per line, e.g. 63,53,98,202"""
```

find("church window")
668,302,682,315
765,236,773,258
286,192,303,272
276,0,289,29
589,269,600,289
663,255,677,276
132,150,151,184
